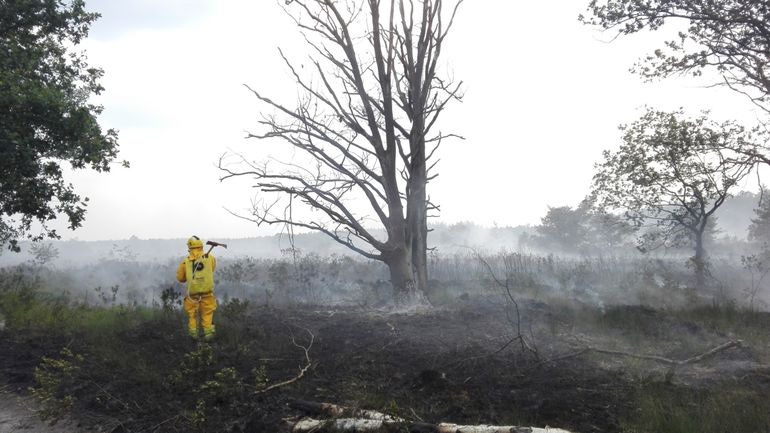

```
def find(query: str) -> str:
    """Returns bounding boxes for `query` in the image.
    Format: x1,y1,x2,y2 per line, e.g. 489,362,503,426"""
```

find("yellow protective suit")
176,237,217,339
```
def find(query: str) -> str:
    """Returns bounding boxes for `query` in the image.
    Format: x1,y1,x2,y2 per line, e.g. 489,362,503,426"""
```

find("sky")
53,0,768,241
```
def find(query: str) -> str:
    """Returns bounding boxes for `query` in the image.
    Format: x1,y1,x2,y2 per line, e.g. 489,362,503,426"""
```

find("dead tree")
220,0,463,306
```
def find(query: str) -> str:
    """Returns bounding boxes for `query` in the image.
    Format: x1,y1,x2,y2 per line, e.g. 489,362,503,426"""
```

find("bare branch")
255,328,315,394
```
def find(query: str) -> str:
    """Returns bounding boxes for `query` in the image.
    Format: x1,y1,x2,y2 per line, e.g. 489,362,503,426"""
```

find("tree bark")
222,0,462,307
693,226,707,291
408,140,429,295
385,245,420,307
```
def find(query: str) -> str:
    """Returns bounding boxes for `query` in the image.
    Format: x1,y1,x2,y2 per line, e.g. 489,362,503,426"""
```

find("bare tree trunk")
408,142,429,295
412,208,429,294
386,247,414,303
384,244,427,308
405,56,430,297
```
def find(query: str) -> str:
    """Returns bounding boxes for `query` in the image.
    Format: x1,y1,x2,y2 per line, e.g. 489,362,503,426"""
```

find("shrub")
30,348,84,420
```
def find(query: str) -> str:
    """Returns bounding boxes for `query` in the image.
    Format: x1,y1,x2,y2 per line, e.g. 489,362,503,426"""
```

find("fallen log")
288,399,575,433
291,417,404,432
289,418,575,433
290,399,402,421
437,424,575,433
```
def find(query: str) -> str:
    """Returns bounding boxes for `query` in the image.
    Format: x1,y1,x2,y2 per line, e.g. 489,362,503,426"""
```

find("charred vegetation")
3,252,770,433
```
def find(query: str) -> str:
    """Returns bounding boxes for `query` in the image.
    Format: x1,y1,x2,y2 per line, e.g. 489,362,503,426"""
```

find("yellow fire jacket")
176,249,217,295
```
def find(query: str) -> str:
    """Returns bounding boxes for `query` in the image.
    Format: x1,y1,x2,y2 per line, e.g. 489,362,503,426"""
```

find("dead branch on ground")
535,339,743,376
255,328,314,394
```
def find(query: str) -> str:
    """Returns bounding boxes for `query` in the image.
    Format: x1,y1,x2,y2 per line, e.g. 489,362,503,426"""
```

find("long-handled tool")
205,240,228,256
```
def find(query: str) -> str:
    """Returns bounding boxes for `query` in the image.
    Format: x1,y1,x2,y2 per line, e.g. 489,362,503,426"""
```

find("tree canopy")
534,203,634,254
1,0,120,251
581,0,770,113
592,108,757,288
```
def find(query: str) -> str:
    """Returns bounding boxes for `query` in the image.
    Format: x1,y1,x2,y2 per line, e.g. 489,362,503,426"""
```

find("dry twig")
256,328,314,394
470,248,539,360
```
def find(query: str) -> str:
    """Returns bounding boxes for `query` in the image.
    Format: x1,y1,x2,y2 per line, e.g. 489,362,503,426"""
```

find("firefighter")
176,236,217,340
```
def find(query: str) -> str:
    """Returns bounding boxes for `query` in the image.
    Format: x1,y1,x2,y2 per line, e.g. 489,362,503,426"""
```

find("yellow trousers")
183,293,217,339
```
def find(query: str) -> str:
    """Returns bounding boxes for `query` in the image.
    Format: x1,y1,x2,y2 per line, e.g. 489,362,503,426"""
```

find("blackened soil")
267,306,634,433
0,301,731,433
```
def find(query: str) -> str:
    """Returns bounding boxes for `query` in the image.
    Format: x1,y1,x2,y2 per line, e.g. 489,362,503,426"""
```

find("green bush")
30,348,84,420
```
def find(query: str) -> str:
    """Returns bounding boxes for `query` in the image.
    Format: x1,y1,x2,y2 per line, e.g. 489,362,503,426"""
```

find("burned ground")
2,295,770,433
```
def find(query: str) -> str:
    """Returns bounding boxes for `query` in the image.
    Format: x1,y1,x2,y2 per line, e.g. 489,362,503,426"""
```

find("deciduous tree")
592,109,756,290
534,202,634,254
535,206,589,253
0,0,121,251
581,0,770,113
220,0,462,306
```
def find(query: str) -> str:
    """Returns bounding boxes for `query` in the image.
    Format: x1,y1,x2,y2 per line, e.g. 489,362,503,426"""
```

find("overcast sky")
54,0,766,241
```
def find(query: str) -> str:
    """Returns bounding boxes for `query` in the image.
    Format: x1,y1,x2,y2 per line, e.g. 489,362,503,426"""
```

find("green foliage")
592,109,756,288
199,366,236,397
0,269,277,432
581,1,770,112
160,285,182,312
176,344,215,379
384,400,411,433
0,0,122,251
0,269,157,334
593,109,754,243
251,363,268,390
165,344,265,432
31,348,84,420
536,206,590,252
623,382,770,433
534,202,634,253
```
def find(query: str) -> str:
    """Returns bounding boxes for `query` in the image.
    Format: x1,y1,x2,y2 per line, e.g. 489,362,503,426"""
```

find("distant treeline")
0,190,761,268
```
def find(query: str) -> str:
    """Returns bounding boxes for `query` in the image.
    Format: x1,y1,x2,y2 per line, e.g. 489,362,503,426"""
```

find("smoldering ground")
2,227,770,432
